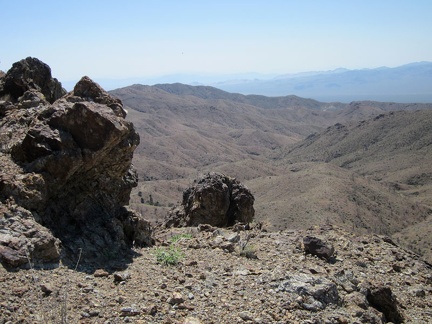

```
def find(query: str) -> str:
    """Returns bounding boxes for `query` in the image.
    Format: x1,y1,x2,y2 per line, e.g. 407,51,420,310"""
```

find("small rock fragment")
145,304,158,316
40,283,53,295
220,241,235,252
167,292,185,305
114,272,130,283
120,307,140,317
184,316,202,324
94,269,110,277
239,311,253,321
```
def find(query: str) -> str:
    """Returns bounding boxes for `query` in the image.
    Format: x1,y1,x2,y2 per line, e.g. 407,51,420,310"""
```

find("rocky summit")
0,57,152,267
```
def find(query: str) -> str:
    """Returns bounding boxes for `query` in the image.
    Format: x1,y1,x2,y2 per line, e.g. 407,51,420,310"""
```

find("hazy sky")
2,0,432,85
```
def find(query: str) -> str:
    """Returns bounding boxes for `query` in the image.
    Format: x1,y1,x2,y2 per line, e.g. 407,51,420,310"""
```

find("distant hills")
212,62,432,103
78,62,432,104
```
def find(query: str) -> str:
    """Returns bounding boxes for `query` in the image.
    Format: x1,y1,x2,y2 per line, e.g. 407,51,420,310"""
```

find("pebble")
114,272,130,283
239,311,253,321
184,316,202,324
120,307,140,316
40,283,53,295
94,269,110,277
167,292,185,305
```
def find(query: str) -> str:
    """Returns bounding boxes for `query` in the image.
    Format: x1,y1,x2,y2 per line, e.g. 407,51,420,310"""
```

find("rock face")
165,172,255,227
0,57,152,267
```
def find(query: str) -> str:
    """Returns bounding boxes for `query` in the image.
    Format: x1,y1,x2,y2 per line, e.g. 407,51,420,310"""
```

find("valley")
110,84,432,263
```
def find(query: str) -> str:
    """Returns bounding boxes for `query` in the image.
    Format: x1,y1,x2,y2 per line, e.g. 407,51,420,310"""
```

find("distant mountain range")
68,62,432,103
212,62,432,103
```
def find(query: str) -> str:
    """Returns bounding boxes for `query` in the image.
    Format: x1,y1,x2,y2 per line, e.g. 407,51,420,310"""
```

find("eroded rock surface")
165,172,255,227
0,58,151,267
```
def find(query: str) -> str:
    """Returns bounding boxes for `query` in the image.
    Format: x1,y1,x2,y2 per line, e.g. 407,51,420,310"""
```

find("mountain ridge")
212,62,432,102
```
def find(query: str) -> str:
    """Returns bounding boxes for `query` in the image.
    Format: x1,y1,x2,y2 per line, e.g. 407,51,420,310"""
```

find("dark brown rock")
40,283,53,295
167,292,185,305
0,204,60,267
303,236,335,261
94,269,110,277
0,57,66,103
165,172,254,228
0,58,152,267
71,76,126,118
366,285,404,324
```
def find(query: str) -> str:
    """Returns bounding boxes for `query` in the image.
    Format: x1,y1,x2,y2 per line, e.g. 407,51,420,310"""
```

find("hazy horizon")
2,0,431,88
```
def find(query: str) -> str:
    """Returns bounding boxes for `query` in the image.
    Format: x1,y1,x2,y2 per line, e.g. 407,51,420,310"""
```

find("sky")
2,0,432,88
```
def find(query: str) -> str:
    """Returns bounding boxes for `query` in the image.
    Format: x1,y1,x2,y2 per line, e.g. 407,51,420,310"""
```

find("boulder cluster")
0,57,152,267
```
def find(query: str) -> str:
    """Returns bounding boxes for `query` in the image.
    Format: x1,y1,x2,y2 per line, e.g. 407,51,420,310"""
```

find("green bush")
155,246,184,266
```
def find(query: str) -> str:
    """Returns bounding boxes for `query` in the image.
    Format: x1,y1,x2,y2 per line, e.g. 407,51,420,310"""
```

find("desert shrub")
155,245,184,266
239,244,258,259
169,233,193,243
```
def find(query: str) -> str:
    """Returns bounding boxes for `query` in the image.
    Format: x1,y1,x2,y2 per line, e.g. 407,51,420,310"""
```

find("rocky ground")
1,225,431,323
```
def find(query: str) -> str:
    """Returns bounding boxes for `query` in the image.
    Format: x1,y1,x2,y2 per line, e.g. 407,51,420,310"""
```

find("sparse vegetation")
169,233,193,243
239,244,258,259
154,233,192,265
155,245,184,266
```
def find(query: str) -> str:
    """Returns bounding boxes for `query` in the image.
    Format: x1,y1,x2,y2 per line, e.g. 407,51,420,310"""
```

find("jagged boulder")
165,172,255,227
0,58,152,267
365,284,405,323
303,236,335,261
0,203,60,267
0,57,66,103
271,273,340,311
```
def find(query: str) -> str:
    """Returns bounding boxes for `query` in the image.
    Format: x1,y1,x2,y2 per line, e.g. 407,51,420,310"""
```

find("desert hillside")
110,84,432,263
279,109,432,263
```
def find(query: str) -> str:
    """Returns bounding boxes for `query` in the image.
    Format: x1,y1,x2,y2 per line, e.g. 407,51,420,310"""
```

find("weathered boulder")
303,236,335,261
165,172,254,227
72,76,126,118
365,284,405,324
0,58,152,267
270,273,340,311
0,203,60,266
0,57,66,103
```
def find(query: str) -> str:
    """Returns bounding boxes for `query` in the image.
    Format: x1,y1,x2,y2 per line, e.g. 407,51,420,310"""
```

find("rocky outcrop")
0,58,152,267
0,57,66,103
164,172,255,228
